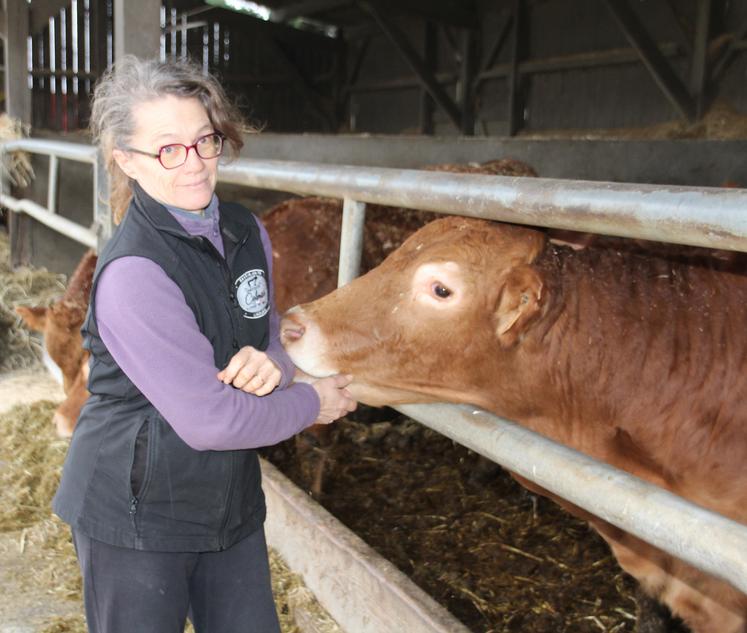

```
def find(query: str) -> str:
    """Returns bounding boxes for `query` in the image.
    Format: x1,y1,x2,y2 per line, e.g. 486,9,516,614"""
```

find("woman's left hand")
217,346,282,396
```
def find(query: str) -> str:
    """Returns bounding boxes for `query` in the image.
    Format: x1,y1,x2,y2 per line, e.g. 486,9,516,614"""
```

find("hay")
0,113,34,188
0,229,67,372
0,401,67,532
38,617,87,633
521,99,747,141
262,415,649,633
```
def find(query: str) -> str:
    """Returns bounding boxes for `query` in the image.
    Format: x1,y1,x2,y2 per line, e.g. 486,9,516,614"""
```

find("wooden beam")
358,0,463,131
604,0,696,121
689,0,711,118
347,43,683,94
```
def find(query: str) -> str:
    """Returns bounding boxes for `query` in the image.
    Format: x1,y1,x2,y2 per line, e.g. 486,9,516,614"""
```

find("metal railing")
0,138,110,251
2,139,747,594
220,157,747,594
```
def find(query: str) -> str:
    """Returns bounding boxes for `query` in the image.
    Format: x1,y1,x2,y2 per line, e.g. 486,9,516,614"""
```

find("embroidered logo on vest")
235,269,269,319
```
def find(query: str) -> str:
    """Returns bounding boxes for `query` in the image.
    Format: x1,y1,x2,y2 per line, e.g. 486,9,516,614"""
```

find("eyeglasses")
123,132,224,169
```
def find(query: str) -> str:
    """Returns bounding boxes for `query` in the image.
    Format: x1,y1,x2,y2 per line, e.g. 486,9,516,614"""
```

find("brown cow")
280,216,747,633
15,249,97,437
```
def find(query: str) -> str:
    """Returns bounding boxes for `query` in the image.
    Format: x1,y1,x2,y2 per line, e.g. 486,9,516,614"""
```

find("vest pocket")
129,418,157,501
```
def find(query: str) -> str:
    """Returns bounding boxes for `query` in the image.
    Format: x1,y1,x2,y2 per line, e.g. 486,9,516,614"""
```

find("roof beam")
358,0,463,131
604,0,696,121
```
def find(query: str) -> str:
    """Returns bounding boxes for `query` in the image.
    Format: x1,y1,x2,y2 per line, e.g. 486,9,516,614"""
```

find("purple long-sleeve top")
94,195,320,451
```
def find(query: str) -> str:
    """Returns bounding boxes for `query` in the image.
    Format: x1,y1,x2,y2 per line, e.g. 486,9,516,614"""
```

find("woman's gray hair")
90,55,249,222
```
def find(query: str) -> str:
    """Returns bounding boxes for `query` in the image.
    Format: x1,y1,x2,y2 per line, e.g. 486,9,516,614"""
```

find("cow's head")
281,217,548,410
16,299,90,437
16,300,87,390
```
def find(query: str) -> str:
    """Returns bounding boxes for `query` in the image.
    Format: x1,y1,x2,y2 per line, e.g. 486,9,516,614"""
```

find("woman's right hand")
310,374,357,425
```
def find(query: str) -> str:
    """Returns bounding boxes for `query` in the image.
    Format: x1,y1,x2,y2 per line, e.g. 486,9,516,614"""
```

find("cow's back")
531,244,747,521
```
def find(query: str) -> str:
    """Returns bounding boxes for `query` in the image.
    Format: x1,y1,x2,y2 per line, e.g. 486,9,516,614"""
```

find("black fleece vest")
53,184,270,552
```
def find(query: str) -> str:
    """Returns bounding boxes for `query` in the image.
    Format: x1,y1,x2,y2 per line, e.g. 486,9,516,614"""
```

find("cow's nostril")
282,324,306,341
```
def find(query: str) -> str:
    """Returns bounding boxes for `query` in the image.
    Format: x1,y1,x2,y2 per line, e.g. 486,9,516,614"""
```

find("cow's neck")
487,244,747,489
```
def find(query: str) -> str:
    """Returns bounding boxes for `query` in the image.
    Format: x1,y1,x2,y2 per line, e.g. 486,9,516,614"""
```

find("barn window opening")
83,0,91,94
60,8,67,96
71,0,79,95
49,17,56,95
26,36,33,89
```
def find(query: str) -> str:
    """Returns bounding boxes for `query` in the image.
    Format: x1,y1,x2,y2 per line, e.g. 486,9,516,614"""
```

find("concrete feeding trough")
261,459,470,633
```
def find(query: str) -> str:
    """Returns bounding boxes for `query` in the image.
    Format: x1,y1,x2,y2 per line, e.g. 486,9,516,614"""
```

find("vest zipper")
197,233,252,548
199,236,243,350
129,496,139,527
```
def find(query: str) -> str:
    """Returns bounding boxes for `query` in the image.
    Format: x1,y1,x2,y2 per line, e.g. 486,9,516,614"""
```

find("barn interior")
1,2,746,633
6,0,747,275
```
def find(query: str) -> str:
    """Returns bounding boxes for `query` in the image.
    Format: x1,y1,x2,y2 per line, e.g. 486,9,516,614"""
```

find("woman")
52,56,356,633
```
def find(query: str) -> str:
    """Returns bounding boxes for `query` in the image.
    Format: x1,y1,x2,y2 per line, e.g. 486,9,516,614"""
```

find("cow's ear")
15,305,48,331
494,265,544,348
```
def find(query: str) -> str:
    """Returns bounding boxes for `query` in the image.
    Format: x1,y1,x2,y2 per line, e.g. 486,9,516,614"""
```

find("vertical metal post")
337,198,366,288
94,149,111,251
47,154,59,215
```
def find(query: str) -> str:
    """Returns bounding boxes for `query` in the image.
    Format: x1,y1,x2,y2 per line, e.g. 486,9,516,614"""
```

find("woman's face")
113,95,219,211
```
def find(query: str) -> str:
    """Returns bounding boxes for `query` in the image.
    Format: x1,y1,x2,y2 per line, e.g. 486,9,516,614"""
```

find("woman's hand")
217,346,282,396
310,374,357,425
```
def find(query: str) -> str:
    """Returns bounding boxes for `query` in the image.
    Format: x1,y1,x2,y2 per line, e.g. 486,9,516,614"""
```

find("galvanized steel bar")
0,138,97,164
396,403,747,594
217,159,747,252
0,139,106,250
47,154,59,215
0,193,98,249
338,198,366,287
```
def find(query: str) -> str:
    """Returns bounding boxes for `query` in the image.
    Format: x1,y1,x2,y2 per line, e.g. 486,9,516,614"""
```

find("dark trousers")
72,528,281,633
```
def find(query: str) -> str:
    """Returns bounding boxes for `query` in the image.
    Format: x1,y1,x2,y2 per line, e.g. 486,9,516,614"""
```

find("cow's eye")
432,283,452,299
